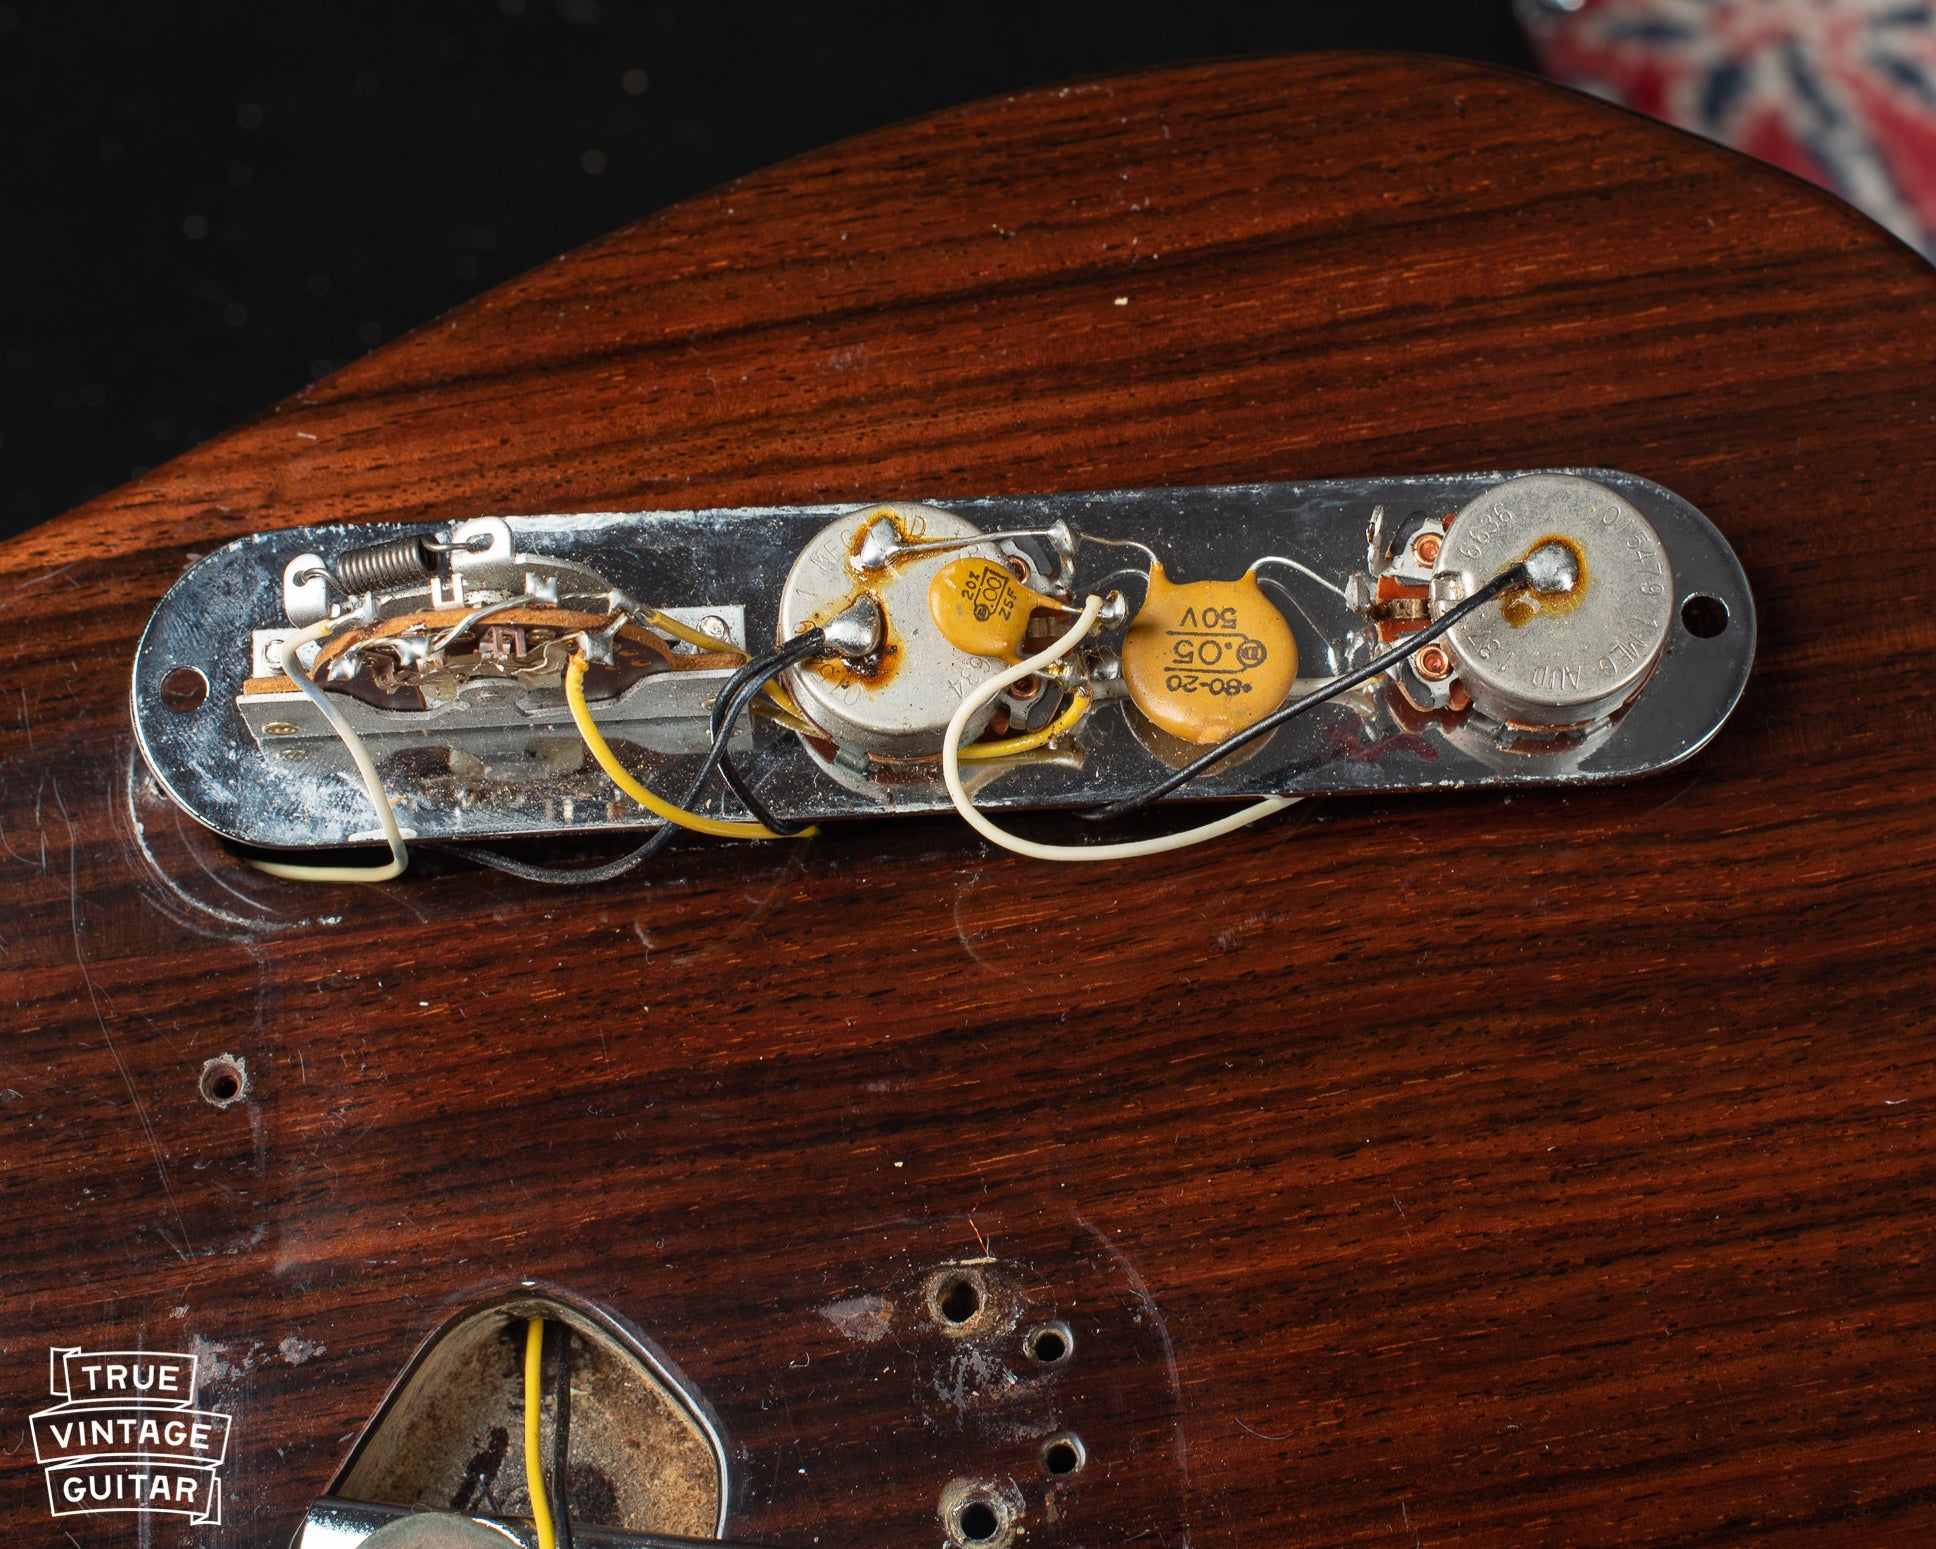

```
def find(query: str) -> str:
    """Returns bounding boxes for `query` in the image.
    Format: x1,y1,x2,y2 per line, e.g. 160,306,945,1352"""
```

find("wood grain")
4,52,1936,1548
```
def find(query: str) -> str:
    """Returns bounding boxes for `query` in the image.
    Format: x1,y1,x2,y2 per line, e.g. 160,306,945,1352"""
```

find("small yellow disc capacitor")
1122,563,1298,743
928,556,1059,662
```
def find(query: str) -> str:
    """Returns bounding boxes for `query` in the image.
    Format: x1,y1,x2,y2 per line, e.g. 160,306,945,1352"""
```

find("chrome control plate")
131,469,1755,851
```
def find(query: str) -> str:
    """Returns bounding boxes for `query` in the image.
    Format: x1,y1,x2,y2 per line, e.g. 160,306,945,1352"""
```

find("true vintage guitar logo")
30,1347,231,1525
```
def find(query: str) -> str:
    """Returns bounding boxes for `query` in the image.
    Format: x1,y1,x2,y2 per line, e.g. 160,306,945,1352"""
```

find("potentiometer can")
776,503,1008,757
1433,473,1673,730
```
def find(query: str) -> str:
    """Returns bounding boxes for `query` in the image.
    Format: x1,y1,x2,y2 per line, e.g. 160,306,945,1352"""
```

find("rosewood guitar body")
5,54,1935,1548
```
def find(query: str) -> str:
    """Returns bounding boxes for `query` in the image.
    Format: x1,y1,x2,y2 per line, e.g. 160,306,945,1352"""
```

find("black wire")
711,725,796,835
438,629,827,883
1085,562,1532,820
550,1322,574,1549
705,630,827,837
443,825,679,884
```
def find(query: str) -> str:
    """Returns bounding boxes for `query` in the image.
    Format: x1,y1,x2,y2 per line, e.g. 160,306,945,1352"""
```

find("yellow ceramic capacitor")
928,556,1060,662
1122,563,1298,743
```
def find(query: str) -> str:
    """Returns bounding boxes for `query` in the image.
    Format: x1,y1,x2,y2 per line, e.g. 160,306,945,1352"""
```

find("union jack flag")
1520,0,1936,259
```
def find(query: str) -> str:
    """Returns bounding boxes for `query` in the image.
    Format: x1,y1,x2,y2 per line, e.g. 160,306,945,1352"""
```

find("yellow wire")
638,609,808,724
640,607,742,657
956,690,1092,761
564,655,809,840
523,1318,557,1549
762,677,808,722
751,699,821,738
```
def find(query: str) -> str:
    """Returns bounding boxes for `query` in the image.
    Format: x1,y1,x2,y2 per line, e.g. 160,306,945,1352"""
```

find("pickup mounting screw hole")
199,1055,248,1109
956,1501,999,1543
1042,1434,1086,1476
1680,594,1729,638
160,667,209,713
936,1274,982,1325
1025,1321,1072,1365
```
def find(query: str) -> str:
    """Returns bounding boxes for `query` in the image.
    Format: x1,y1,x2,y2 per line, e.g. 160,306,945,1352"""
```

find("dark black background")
0,2,1534,543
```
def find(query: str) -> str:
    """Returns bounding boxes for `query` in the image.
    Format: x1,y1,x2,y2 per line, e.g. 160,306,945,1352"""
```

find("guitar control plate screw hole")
159,666,208,713
198,1054,248,1109
928,1268,989,1330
